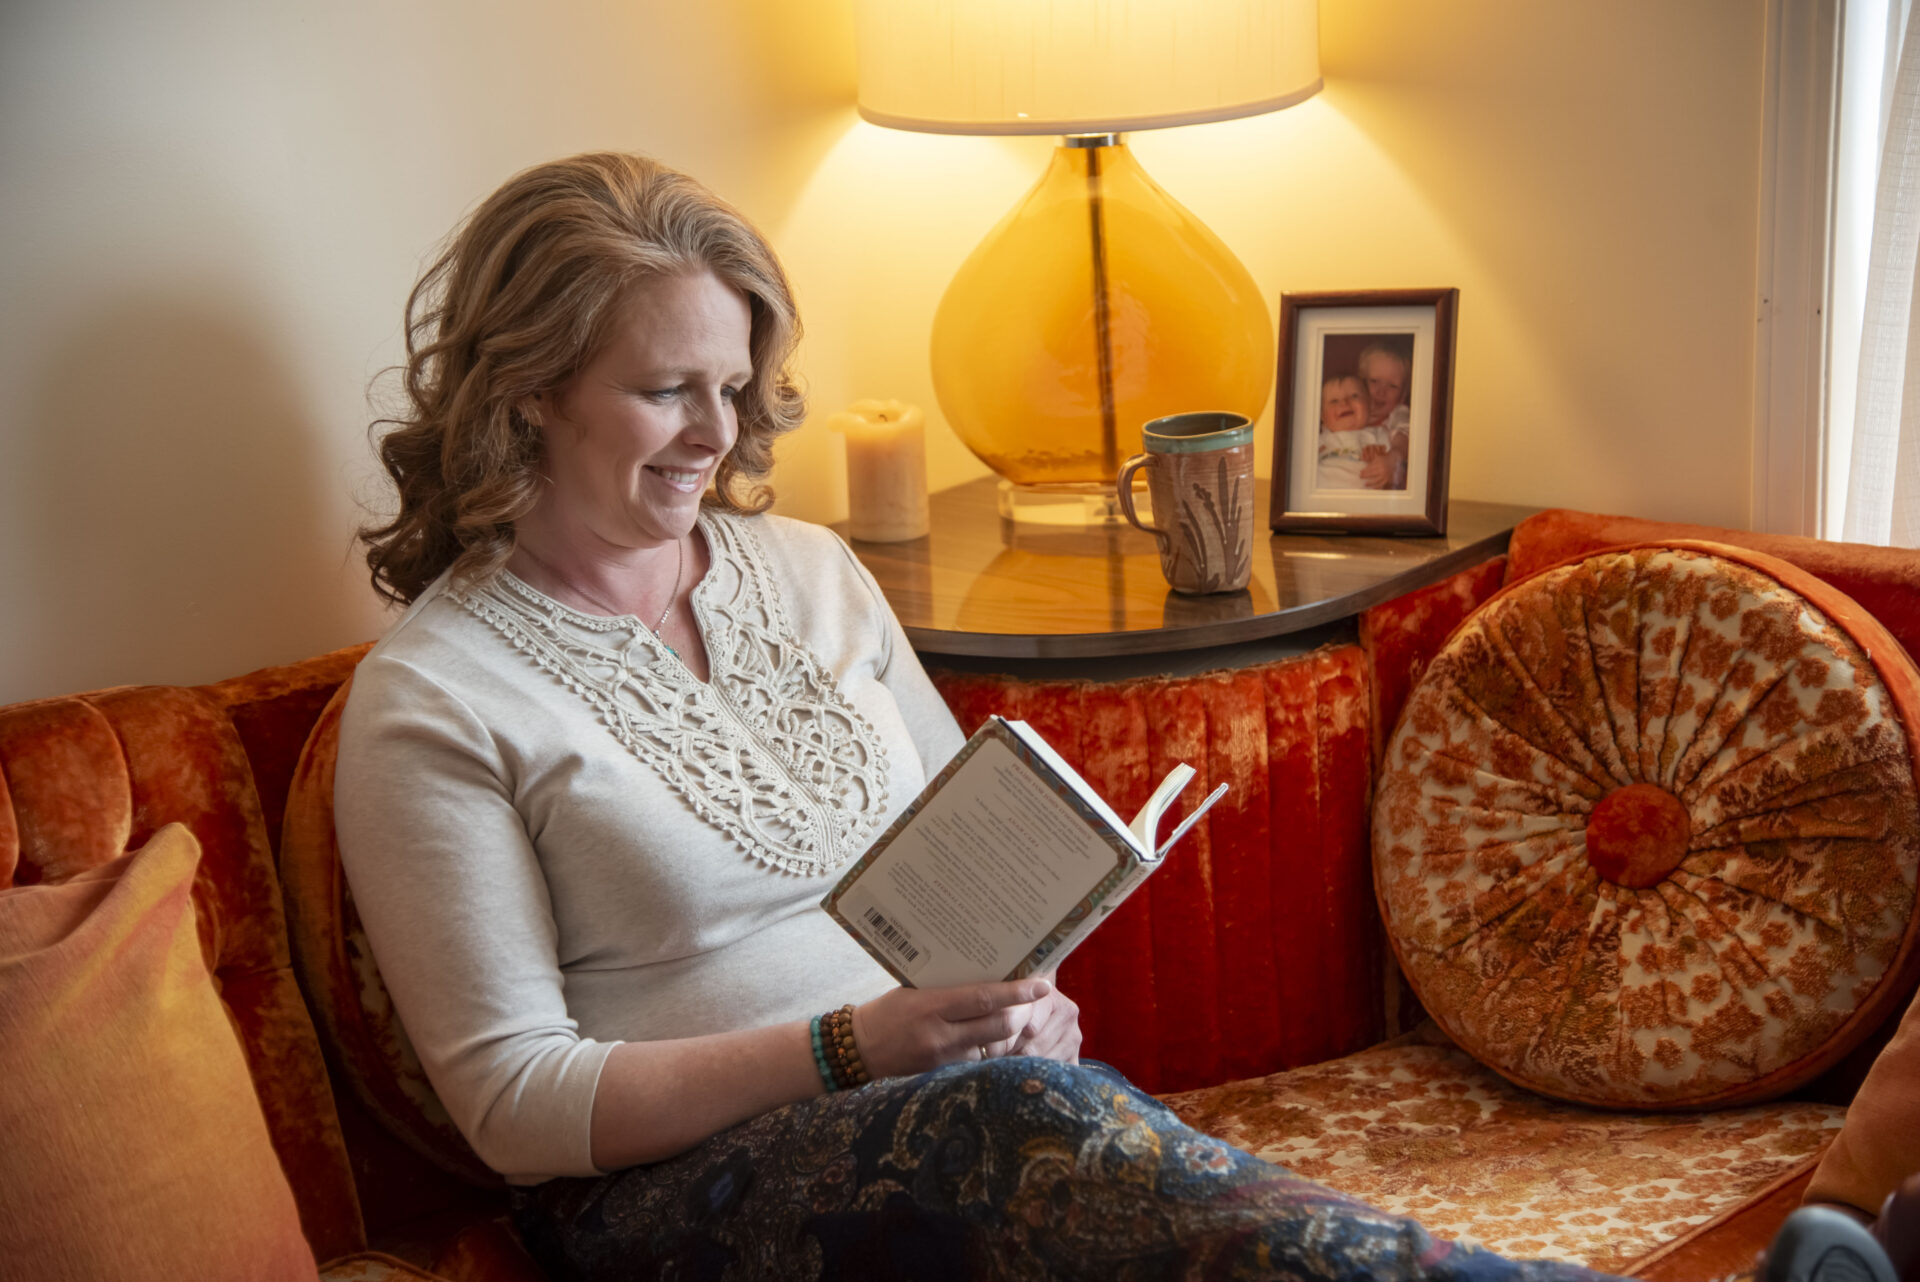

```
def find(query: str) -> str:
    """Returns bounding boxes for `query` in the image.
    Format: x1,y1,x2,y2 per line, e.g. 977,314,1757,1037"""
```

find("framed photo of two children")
1270,288,1459,535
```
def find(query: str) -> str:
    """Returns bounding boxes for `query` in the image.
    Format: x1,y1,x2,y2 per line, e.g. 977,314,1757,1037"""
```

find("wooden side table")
837,477,1534,661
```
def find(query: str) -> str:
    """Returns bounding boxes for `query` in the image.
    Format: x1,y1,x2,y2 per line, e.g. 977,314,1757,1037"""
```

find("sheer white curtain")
1843,1,1920,543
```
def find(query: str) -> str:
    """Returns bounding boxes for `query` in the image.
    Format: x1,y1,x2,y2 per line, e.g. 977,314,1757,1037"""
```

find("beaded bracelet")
826,1007,856,1089
808,1014,838,1093
823,1003,872,1089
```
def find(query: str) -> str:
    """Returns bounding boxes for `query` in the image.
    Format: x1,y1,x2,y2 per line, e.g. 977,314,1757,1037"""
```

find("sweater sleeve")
333,652,615,1182
831,532,967,776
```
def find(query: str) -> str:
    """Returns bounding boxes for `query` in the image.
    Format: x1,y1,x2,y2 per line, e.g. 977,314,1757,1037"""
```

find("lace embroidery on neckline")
454,512,891,876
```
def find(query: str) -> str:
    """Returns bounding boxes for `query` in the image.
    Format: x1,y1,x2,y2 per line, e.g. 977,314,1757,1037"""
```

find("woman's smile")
647,463,712,494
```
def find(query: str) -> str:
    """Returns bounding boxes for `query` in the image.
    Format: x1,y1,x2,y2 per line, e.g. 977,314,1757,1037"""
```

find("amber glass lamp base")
931,138,1274,508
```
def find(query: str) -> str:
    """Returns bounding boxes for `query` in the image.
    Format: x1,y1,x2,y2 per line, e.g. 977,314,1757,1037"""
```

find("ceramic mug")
1116,411,1256,595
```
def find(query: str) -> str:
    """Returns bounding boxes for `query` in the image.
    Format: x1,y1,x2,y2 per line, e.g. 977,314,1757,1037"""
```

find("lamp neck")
1063,132,1123,149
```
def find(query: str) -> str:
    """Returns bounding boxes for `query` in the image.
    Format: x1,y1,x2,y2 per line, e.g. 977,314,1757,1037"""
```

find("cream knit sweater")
334,511,965,1182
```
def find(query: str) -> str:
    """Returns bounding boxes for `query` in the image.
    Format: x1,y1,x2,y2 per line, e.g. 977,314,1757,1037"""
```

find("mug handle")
1116,454,1158,533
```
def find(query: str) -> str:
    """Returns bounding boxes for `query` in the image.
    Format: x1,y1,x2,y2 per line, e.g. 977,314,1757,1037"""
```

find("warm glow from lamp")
854,0,1320,516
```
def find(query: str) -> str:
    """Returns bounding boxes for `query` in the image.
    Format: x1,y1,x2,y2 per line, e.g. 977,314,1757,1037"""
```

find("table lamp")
854,0,1321,523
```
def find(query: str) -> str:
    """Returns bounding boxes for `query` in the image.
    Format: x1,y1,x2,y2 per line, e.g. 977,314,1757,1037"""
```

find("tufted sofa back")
0,677,364,1261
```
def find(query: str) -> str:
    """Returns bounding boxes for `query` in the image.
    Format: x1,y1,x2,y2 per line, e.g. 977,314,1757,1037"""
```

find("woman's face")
534,269,753,550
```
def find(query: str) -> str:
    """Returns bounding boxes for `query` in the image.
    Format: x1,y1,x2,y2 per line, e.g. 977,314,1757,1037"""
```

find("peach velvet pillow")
1374,542,1920,1108
0,823,320,1279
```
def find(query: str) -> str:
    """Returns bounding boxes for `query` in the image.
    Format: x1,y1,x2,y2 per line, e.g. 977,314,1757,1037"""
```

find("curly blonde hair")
361,152,806,605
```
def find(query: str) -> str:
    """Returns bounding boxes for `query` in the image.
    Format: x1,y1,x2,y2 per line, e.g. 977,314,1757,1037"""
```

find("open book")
822,717,1226,988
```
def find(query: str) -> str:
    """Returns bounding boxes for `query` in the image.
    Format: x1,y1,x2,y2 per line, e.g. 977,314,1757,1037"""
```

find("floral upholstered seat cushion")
1374,542,1920,1108
1162,1026,1845,1272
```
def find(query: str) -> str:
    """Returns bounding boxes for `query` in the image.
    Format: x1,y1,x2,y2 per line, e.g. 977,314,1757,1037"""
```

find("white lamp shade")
854,0,1321,136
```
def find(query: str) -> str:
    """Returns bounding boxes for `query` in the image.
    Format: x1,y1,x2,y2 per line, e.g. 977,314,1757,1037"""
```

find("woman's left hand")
997,982,1081,1063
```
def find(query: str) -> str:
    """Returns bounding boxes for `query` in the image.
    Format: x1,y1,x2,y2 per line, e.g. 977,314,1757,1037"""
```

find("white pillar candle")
827,399,930,542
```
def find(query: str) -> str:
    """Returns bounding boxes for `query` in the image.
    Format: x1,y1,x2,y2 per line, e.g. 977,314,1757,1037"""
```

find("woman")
335,152,1875,1282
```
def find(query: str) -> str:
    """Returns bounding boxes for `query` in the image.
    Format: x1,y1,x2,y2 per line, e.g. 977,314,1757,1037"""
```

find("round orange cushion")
1374,541,1920,1108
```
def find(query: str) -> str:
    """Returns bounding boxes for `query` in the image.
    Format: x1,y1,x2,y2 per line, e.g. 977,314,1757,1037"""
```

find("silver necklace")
515,538,684,646
652,536,685,637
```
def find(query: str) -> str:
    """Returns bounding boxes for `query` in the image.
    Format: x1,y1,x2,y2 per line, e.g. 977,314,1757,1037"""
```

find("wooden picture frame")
1269,288,1459,535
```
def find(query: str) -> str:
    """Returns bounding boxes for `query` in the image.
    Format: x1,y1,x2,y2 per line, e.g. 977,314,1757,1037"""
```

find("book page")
1000,719,1138,852
836,736,1130,988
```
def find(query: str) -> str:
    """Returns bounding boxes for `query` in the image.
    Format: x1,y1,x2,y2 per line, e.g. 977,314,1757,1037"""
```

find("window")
1825,0,1907,539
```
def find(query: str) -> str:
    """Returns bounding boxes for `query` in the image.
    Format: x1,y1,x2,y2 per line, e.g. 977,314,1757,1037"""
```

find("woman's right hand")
851,978,1061,1079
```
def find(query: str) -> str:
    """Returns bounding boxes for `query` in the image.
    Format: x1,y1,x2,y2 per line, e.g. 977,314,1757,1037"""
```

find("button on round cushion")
1374,541,1920,1107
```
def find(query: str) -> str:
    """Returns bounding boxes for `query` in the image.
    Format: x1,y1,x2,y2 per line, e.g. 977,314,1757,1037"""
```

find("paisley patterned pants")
511,1057,1618,1282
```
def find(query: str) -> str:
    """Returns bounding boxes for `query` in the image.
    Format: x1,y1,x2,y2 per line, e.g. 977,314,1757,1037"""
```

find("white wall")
0,0,860,703
0,1,1764,704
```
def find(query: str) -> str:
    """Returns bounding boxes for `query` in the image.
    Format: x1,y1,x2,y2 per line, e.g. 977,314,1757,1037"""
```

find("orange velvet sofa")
2,508,1913,1279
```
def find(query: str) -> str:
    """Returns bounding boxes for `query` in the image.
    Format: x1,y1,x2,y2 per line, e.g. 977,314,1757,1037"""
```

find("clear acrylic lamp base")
996,479,1130,526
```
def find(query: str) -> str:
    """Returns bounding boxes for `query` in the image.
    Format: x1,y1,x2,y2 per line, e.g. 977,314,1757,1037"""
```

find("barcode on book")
862,906,921,964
